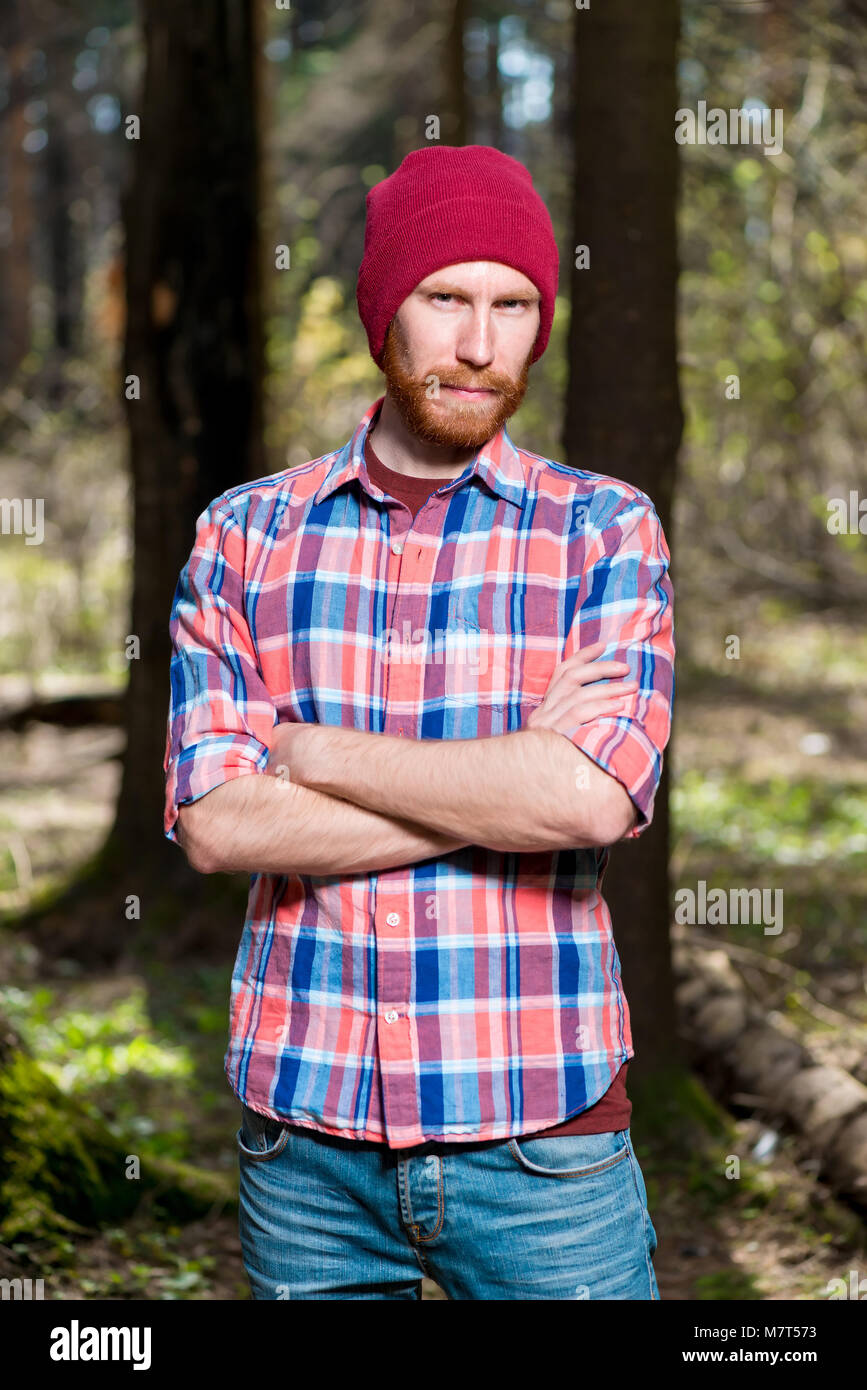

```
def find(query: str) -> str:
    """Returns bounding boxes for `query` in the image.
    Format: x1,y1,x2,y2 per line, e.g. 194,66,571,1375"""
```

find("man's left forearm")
290,725,626,852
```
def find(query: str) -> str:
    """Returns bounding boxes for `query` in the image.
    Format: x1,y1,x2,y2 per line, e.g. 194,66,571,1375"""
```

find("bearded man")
164,144,674,1301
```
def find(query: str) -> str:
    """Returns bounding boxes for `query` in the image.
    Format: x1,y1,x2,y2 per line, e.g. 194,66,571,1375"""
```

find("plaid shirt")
164,395,675,1148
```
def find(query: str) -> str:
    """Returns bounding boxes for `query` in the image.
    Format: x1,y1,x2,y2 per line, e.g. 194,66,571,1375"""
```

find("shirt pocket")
447,589,561,710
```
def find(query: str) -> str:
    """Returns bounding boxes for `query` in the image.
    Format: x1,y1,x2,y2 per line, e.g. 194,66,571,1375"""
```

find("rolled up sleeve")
163,496,278,844
557,492,675,839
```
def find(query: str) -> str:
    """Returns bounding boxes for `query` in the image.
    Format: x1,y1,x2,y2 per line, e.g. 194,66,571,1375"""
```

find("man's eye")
429,294,531,307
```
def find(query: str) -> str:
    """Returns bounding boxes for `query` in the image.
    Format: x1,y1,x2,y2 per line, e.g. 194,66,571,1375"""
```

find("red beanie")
356,144,559,367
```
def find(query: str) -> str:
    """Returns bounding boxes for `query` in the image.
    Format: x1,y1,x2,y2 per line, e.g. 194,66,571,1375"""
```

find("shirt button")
384,1009,399,1024
392,541,403,555
385,912,401,926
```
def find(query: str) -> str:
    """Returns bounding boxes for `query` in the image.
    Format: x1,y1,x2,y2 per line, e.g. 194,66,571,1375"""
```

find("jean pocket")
507,1128,630,1178
237,1102,290,1162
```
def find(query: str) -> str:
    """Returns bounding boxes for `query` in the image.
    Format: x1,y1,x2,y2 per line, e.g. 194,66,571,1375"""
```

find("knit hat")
356,144,559,366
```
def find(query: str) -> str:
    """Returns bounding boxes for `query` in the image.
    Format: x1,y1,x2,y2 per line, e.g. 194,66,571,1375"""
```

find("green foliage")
673,771,867,866
0,355,130,681
675,13,867,600
0,983,193,1102
693,1269,763,1300
0,963,238,1253
629,1062,735,1158
0,1037,233,1247
0,1047,141,1243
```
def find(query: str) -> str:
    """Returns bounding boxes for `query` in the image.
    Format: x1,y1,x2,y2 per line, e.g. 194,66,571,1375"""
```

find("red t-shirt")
363,422,631,1137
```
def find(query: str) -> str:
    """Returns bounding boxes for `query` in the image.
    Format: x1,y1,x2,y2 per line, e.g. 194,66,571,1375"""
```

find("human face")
379,261,541,449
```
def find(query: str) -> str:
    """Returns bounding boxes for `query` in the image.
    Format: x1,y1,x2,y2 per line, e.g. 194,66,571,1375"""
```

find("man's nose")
455,309,496,367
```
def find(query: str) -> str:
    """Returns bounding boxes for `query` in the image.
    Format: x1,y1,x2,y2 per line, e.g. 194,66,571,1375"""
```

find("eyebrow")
421,281,541,302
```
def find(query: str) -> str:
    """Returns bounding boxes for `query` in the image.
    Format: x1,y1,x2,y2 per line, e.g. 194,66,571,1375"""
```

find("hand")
266,720,327,788
525,639,638,737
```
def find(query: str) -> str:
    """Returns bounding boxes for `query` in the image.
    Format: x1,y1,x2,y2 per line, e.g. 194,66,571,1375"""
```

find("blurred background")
1,0,866,1301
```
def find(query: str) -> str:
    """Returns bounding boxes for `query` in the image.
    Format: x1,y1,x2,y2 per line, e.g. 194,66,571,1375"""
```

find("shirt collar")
312,395,526,510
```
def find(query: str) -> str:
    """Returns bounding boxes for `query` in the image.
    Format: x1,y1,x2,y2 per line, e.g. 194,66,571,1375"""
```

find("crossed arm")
177,719,637,877
170,493,670,880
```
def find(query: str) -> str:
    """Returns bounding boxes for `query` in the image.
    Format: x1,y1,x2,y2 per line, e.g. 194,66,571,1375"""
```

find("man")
164,144,675,1301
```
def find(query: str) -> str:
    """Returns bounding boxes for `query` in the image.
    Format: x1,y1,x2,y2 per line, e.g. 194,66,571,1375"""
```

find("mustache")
416,373,512,393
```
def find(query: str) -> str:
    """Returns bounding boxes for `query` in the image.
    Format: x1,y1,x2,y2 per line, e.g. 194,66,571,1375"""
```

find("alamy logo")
0,497,44,545
1,1277,44,1299
379,621,490,674
674,880,783,935
675,101,783,156
827,491,867,534
49,1320,151,1370
825,1269,867,1299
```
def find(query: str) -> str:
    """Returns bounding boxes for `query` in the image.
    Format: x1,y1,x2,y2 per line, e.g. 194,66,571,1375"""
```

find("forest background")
0,0,866,1302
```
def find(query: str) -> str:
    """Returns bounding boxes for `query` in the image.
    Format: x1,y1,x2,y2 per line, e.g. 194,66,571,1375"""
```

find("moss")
0,1035,234,1247
0,1048,139,1242
629,1061,736,1153
694,1268,764,1300
145,1155,235,1222
626,1062,744,1215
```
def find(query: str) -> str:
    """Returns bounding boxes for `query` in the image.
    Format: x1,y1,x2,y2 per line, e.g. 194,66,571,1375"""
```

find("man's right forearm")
176,772,471,877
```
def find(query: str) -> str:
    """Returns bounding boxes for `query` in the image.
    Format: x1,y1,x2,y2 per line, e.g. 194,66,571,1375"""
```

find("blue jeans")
237,1104,660,1300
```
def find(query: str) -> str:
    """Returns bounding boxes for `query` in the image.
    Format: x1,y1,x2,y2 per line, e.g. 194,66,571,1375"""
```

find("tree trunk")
444,0,469,145
109,0,265,929
44,50,85,400
0,0,34,385
565,1,684,1075
486,19,504,149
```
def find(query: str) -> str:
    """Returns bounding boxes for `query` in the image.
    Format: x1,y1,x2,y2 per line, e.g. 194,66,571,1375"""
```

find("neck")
368,394,480,479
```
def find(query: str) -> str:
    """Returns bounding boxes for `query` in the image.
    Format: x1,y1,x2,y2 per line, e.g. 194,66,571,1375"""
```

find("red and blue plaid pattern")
164,395,675,1147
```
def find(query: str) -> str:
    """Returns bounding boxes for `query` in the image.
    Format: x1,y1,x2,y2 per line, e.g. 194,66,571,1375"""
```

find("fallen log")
0,1014,234,1247
0,691,124,733
673,936,867,1212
